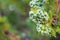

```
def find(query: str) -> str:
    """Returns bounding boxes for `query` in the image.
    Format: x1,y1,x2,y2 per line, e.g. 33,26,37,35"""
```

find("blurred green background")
0,0,60,40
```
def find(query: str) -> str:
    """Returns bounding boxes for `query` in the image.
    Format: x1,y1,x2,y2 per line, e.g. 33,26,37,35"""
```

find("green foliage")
0,16,10,40
45,0,60,37
0,0,60,40
1,0,30,13
7,11,17,25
